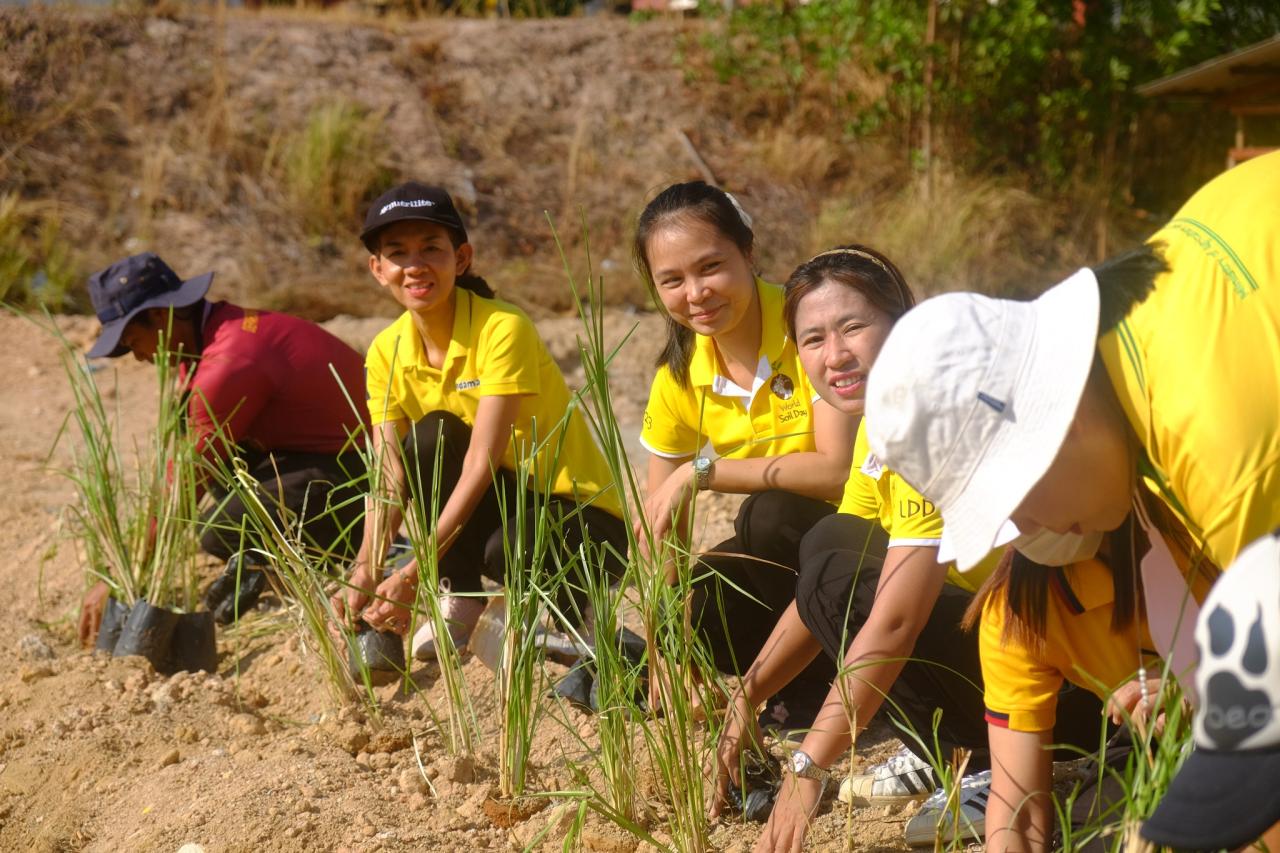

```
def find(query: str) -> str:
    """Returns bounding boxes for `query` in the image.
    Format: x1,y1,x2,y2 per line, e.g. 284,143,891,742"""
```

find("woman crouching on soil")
964,501,1211,853
710,247,1105,852
633,181,855,720
331,182,626,654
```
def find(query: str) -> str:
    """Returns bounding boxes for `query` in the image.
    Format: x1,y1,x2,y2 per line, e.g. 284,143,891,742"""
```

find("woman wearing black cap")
331,182,627,659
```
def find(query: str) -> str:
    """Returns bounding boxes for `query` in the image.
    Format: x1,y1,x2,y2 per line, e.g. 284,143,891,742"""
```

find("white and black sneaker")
839,745,938,807
903,769,991,847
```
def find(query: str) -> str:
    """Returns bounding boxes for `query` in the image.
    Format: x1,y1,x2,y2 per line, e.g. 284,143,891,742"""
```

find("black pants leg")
693,490,837,685
406,411,630,623
400,411,507,594
200,448,366,564
794,513,1105,772
482,495,629,627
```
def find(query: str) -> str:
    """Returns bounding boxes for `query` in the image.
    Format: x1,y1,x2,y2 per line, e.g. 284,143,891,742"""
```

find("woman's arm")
709,601,823,817
363,394,523,632
754,544,948,852
987,725,1054,853
642,401,856,559
707,400,855,501
333,420,409,625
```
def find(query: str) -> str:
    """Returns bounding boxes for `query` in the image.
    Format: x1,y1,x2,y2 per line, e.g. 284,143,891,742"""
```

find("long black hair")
633,181,755,388
1093,241,1169,334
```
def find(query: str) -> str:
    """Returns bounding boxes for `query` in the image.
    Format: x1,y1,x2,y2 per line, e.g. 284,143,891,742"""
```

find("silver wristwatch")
789,750,832,785
693,455,714,491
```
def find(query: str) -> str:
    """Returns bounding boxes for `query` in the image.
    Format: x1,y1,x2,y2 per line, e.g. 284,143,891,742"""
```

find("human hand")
78,581,111,647
753,772,823,853
1107,676,1167,734
329,565,376,640
635,463,696,560
708,691,764,819
362,568,418,636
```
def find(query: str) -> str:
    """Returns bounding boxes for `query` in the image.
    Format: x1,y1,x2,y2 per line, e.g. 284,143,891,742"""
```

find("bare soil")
0,311,924,852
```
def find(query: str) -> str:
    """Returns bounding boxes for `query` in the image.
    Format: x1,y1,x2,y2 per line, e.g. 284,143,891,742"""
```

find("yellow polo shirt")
1099,151,1280,568
980,559,1160,733
840,419,996,592
365,289,622,518
640,279,818,460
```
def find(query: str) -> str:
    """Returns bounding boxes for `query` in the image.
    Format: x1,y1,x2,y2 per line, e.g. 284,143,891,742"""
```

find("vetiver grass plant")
45,312,202,613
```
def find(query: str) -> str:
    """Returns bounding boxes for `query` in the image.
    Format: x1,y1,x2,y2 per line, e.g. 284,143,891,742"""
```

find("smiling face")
793,280,894,417
368,220,473,318
644,218,758,338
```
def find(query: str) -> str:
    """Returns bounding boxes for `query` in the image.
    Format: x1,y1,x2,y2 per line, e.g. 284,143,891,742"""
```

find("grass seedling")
397,416,480,757
43,311,202,614
550,215,727,852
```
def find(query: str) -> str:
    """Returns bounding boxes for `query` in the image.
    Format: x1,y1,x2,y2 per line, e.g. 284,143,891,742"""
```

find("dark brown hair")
782,244,915,338
962,487,1220,648
633,181,755,388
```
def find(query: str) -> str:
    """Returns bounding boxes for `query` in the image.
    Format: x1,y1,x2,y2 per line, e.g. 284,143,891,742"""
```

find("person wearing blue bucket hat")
77,252,370,640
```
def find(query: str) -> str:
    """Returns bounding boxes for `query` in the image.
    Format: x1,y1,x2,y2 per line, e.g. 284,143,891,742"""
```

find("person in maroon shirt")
77,252,368,641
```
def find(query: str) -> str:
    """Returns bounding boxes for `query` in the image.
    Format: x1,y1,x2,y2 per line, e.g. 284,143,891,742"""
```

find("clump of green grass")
269,100,392,238
46,313,202,611
0,194,81,311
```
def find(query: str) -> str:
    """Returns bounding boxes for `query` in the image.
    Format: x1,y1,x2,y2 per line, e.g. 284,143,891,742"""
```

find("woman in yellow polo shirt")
963,499,1211,853
711,247,1105,852
634,181,856,711
331,182,625,656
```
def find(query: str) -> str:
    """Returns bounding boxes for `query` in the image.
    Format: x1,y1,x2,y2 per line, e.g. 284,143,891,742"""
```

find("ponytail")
455,270,495,299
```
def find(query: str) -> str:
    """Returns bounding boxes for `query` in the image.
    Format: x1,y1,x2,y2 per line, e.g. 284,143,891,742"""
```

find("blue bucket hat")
86,253,213,358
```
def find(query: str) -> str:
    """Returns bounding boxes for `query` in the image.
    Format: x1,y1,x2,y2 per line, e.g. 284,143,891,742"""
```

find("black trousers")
200,448,366,564
404,411,628,623
794,513,1105,772
693,490,838,691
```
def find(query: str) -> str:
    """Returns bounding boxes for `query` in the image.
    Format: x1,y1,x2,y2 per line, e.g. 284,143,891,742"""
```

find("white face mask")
1013,528,1103,566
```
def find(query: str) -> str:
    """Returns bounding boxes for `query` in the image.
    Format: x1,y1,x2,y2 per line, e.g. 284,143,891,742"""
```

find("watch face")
790,752,807,774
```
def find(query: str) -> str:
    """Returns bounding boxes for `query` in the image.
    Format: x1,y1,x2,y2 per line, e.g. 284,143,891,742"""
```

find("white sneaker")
411,590,486,661
903,769,991,847
839,746,938,806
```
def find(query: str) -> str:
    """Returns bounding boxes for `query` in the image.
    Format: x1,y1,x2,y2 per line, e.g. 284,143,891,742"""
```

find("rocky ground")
0,311,930,852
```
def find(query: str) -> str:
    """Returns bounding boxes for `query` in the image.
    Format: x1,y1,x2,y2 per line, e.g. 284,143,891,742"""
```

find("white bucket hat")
864,268,1100,571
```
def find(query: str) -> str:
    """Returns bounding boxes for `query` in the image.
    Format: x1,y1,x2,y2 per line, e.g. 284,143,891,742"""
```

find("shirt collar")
398,288,475,372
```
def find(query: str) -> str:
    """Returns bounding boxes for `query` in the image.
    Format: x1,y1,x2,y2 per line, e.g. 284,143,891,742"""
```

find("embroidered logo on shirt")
860,453,885,481
456,379,481,390
770,373,795,401
241,310,260,333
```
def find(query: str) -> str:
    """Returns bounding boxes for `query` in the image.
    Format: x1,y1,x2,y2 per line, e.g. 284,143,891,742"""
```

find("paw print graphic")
1194,533,1280,751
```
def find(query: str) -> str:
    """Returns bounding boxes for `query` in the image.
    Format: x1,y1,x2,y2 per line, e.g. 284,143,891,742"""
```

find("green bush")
273,101,393,239
0,193,81,311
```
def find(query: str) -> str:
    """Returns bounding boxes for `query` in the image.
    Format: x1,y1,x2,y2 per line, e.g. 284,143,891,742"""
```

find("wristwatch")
789,750,832,785
692,455,714,491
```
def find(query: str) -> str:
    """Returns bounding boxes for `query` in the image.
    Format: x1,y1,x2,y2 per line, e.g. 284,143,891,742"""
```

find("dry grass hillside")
1,5,1112,323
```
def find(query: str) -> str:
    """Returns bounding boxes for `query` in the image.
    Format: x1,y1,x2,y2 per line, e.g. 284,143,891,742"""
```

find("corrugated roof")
1139,34,1280,99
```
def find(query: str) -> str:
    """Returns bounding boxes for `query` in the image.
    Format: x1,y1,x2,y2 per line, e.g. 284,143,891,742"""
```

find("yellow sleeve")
640,368,700,458
884,472,943,547
837,421,879,520
365,328,406,427
475,311,541,396
980,592,1065,733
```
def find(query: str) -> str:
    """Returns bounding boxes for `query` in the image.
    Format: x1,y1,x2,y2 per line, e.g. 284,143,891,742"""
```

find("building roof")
1139,34,1280,101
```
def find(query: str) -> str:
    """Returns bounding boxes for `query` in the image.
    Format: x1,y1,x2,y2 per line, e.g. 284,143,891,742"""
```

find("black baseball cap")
1142,530,1280,852
86,253,213,359
360,182,469,253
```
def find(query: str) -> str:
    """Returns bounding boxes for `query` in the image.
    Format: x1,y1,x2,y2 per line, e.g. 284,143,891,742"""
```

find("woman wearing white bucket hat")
866,152,1280,847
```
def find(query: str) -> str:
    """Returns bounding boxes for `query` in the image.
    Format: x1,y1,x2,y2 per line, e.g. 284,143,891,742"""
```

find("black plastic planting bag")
165,610,218,674
348,621,405,678
113,598,179,669
95,597,132,653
